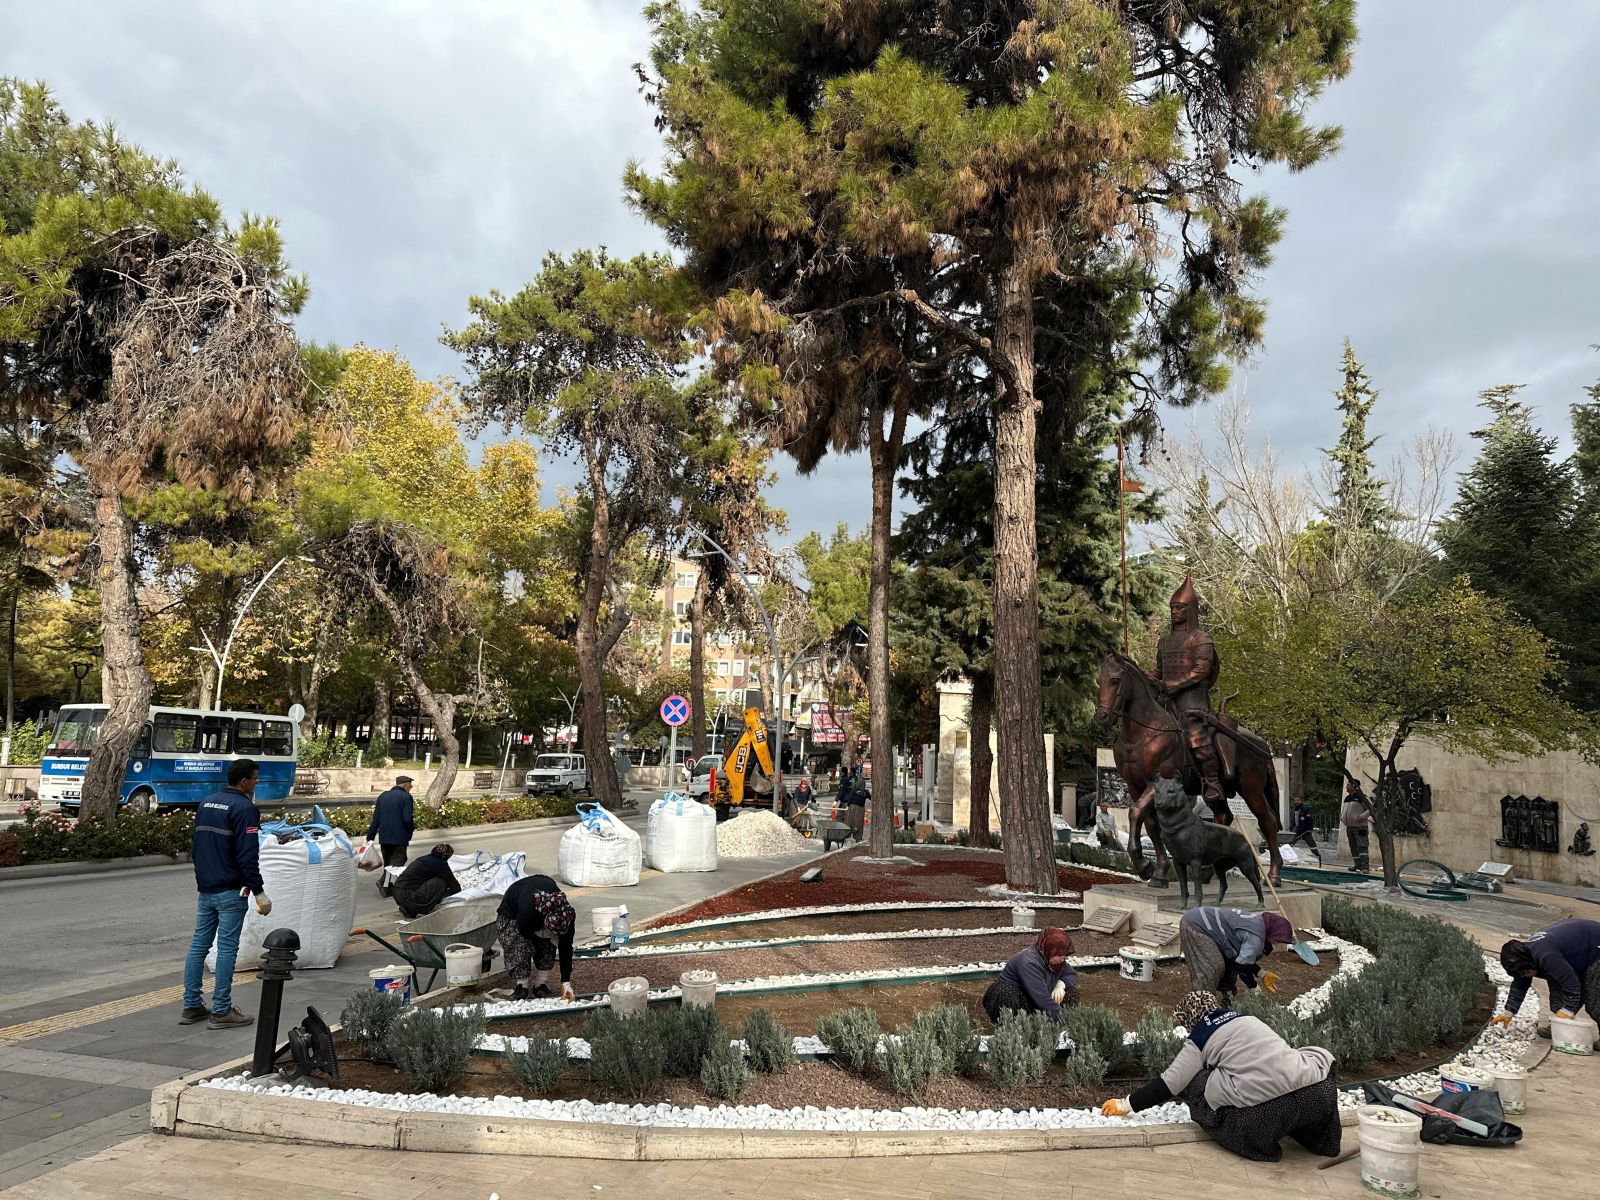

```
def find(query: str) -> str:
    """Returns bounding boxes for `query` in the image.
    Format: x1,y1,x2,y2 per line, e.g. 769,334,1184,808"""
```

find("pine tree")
1323,341,1390,528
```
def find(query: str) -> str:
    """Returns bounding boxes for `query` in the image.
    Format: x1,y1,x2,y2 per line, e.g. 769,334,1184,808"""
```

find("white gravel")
594,924,1068,959
716,810,815,858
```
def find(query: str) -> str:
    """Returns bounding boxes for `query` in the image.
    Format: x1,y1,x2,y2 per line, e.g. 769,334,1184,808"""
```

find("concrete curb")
0,853,189,880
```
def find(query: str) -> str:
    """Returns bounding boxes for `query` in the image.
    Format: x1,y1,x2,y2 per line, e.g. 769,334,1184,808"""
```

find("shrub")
483,800,515,824
585,1009,665,1100
1134,1007,1184,1075
312,793,580,841
1064,1004,1126,1070
385,1005,485,1092
700,1039,753,1101
656,1005,725,1078
816,1006,881,1075
507,1036,569,1096
883,1026,942,1099
742,1009,795,1074
296,731,361,767
987,1010,1047,1092
341,988,406,1062
1061,1041,1107,1090
1233,992,1316,1048
0,830,21,867
6,806,197,867
911,1004,980,1078
365,731,391,767
6,718,46,765
1061,842,1135,873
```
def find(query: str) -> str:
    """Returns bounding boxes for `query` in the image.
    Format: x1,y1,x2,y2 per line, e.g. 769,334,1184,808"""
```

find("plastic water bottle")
610,904,631,949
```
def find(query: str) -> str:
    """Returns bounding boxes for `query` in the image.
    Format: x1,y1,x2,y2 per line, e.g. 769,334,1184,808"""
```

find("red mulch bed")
650,847,1121,928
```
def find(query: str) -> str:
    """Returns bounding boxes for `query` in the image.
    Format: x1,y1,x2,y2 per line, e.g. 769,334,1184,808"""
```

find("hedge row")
296,793,580,839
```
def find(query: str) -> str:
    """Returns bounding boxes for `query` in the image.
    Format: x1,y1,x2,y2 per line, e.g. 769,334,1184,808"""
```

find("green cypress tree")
1323,341,1391,528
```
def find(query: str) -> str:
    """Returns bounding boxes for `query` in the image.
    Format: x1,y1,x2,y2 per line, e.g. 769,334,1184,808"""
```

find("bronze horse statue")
1094,650,1283,887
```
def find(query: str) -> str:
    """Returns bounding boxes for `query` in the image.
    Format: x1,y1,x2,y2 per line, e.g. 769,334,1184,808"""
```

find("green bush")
5,718,47,765
384,1005,485,1093
883,1026,942,1099
507,1036,568,1096
742,1009,795,1074
306,793,580,841
700,1039,753,1101
1064,1004,1126,1069
365,730,392,767
1061,1041,1108,1090
1061,842,1135,873
816,1006,881,1075
340,988,406,1062
297,731,361,767
986,1010,1047,1092
656,1005,725,1078
1233,992,1316,1048
8,805,196,866
911,1004,980,1078
585,1009,665,1100
1134,1007,1184,1076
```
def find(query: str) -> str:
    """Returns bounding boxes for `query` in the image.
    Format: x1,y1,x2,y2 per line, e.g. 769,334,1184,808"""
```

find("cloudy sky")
7,2,1599,542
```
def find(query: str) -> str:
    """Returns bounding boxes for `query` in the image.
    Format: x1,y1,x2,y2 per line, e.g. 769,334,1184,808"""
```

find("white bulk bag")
557,803,642,888
208,827,358,971
646,793,718,873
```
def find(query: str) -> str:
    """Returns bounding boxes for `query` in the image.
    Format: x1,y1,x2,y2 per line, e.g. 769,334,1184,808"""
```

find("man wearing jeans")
180,759,271,1029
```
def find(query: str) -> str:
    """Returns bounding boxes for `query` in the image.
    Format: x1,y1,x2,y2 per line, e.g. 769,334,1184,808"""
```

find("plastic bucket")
591,906,621,936
680,969,718,1010
1118,948,1156,983
1012,905,1036,929
444,943,482,988
1439,1066,1491,1094
369,964,414,1005
1356,1104,1422,1198
607,975,650,1018
1551,1012,1598,1054
1490,1064,1528,1115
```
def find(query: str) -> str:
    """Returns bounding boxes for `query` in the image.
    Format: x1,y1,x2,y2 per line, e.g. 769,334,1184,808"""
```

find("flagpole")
1118,436,1130,653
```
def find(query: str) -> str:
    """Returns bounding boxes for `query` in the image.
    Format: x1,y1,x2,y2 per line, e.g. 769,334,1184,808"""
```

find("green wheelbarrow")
351,898,501,993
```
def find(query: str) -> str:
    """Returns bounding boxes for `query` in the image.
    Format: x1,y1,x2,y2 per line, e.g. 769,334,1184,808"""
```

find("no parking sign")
660,694,690,726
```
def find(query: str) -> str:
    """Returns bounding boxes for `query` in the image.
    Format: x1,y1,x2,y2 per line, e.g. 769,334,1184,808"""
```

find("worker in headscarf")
1494,917,1600,1036
982,927,1079,1024
1100,990,1340,1160
388,843,461,919
496,874,577,1002
1179,906,1296,998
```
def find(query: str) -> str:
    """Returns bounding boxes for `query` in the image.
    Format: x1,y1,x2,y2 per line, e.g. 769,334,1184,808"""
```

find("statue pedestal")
1082,881,1322,936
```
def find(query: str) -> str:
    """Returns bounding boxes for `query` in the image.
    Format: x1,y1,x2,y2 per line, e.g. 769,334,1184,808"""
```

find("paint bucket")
1490,1064,1528,1115
444,943,482,988
368,964,414,1005
1012,905,1036,929
1551,1012,1598,1055
591,906,621,936
1439,1066,1491,1094
607,975,650,1019
1356,1104,1422,1198
1118,948,1156,983
679,969,718,1010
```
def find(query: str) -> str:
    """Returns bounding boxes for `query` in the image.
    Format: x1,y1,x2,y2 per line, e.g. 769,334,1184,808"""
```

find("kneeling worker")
1494,917,1600,1036
1180,906,1295,998
497,874,577,1002
389,843,461,919
1101,990,1341,1163
982,927,1079,1024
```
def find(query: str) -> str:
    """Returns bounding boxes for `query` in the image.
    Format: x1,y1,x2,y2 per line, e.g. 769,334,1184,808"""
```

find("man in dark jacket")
1495,918,1600,1036
367,775,416,868
180,759,270,1030
390,843,462,918
1341,780,1370,872
1286,796,1321,863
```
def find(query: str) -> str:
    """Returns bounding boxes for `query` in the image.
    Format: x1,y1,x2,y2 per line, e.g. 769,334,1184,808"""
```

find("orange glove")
1100,1098,1131,1118
1261,971,1281,994
1490,1012,1513,1028
1555,1009,1575,1019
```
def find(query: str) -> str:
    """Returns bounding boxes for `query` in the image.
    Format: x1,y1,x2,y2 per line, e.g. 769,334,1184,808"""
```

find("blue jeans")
183,890,249,1014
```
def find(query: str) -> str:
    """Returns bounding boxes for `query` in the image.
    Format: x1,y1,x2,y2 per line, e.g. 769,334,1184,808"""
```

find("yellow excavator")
711,706,775,819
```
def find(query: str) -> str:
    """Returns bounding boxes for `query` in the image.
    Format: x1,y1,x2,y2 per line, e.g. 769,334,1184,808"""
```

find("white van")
524,753,589,796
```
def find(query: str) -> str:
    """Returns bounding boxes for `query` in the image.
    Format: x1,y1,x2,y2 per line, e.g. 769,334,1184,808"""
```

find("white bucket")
1551,1012,1598,1055
1490,1064,1528,1115
592,906,621,936
368,964,414,1005
607,975,650,1019
1356,1104,1423,1198
1118,948,1156,983
680,969,718,1010
444,943,483,988
1439,1066,1491,1094
1012,905,1036,929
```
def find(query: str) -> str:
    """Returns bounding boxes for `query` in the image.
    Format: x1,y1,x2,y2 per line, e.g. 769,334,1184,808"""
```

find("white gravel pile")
716,810,813,858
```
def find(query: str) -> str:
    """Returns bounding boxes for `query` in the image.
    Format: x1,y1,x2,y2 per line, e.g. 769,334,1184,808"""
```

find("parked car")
683,754,724,799
525,753,589,796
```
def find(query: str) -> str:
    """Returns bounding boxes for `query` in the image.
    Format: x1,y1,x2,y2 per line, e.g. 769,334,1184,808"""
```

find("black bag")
1362,1082,1523,1147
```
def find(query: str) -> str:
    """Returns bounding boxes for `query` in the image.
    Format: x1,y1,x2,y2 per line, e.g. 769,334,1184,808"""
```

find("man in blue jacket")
366,775,416,869
180,759,270,1030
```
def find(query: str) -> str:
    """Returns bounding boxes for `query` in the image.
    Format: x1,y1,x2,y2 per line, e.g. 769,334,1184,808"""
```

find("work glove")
1490,1012,1513,1028
1556,1009,1575,1019
255,893,272,917
561,982,576,1003
1099,1098,1132,1118
1261,971,1281,994
1051,980,1068,1006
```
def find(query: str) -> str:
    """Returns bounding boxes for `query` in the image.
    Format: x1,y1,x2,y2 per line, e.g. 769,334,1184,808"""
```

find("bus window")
153,713,201,754
235,719,263,754
48,709,105,754
261,720,294,757
200,716,233,754
134,723,152,757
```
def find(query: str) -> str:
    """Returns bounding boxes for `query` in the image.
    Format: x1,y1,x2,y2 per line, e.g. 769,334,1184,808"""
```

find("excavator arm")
716,707,775,809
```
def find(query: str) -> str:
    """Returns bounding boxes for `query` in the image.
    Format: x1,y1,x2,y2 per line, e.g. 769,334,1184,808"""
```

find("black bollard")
250,928,301,1077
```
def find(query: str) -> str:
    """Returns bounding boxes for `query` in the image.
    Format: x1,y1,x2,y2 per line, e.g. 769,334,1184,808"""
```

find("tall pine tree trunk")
371,676,392,763
575,449,623,808
867,393,908,856
81,484,154,822
6,585,18,734
969,670,994,847
991,254,1056,894
689,571,709,760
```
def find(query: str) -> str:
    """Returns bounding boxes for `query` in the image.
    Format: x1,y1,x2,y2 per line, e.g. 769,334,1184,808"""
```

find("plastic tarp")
646,792,719,873
208,821,357,971
557,802,642,887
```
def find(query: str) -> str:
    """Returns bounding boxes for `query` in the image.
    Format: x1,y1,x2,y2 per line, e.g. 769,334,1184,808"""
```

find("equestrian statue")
1094,576,1284,887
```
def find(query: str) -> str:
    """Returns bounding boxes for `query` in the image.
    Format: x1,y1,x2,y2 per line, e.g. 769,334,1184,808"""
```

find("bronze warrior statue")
1151,576,1224,810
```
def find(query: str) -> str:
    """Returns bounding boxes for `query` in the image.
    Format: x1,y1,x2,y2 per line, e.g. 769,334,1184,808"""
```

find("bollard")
251,928,301,1077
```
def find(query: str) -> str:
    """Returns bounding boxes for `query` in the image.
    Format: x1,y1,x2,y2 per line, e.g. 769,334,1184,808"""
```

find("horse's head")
1094,652,1131,730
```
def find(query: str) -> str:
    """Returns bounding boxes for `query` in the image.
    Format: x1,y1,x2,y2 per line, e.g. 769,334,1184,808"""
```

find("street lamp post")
192,555,312,711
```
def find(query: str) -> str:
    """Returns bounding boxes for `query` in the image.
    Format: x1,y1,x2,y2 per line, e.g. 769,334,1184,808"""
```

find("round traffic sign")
660,694,690,727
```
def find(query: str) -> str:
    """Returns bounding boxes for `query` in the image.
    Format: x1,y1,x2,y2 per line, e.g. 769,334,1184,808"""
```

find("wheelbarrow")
351,898,502,993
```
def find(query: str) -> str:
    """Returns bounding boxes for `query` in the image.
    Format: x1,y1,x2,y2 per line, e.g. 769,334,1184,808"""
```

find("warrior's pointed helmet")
1170,575,1202,629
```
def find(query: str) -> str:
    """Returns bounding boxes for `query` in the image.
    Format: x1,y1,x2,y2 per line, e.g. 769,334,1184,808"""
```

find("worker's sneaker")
178,1006,208,1026
509,985,531,1001
529,985,553,1000
207,1007,254,1030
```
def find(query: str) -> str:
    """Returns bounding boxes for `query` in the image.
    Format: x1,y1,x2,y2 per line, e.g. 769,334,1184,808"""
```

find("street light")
192,554,314,711
70,660,92,703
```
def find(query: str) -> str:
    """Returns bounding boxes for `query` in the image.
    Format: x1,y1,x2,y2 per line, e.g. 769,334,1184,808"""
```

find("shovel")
1261,872,1320,965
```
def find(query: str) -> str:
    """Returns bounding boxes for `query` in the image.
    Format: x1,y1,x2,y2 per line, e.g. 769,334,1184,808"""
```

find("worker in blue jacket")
366,775,416,869
1495,918,1600,1037
180,759,270,1030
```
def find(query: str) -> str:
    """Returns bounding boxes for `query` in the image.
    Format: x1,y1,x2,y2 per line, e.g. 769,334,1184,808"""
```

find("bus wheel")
127,789,157,814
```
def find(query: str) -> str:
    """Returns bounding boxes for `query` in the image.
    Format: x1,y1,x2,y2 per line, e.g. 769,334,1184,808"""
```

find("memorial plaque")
1131,920,1182,948
1083,907,1133,935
